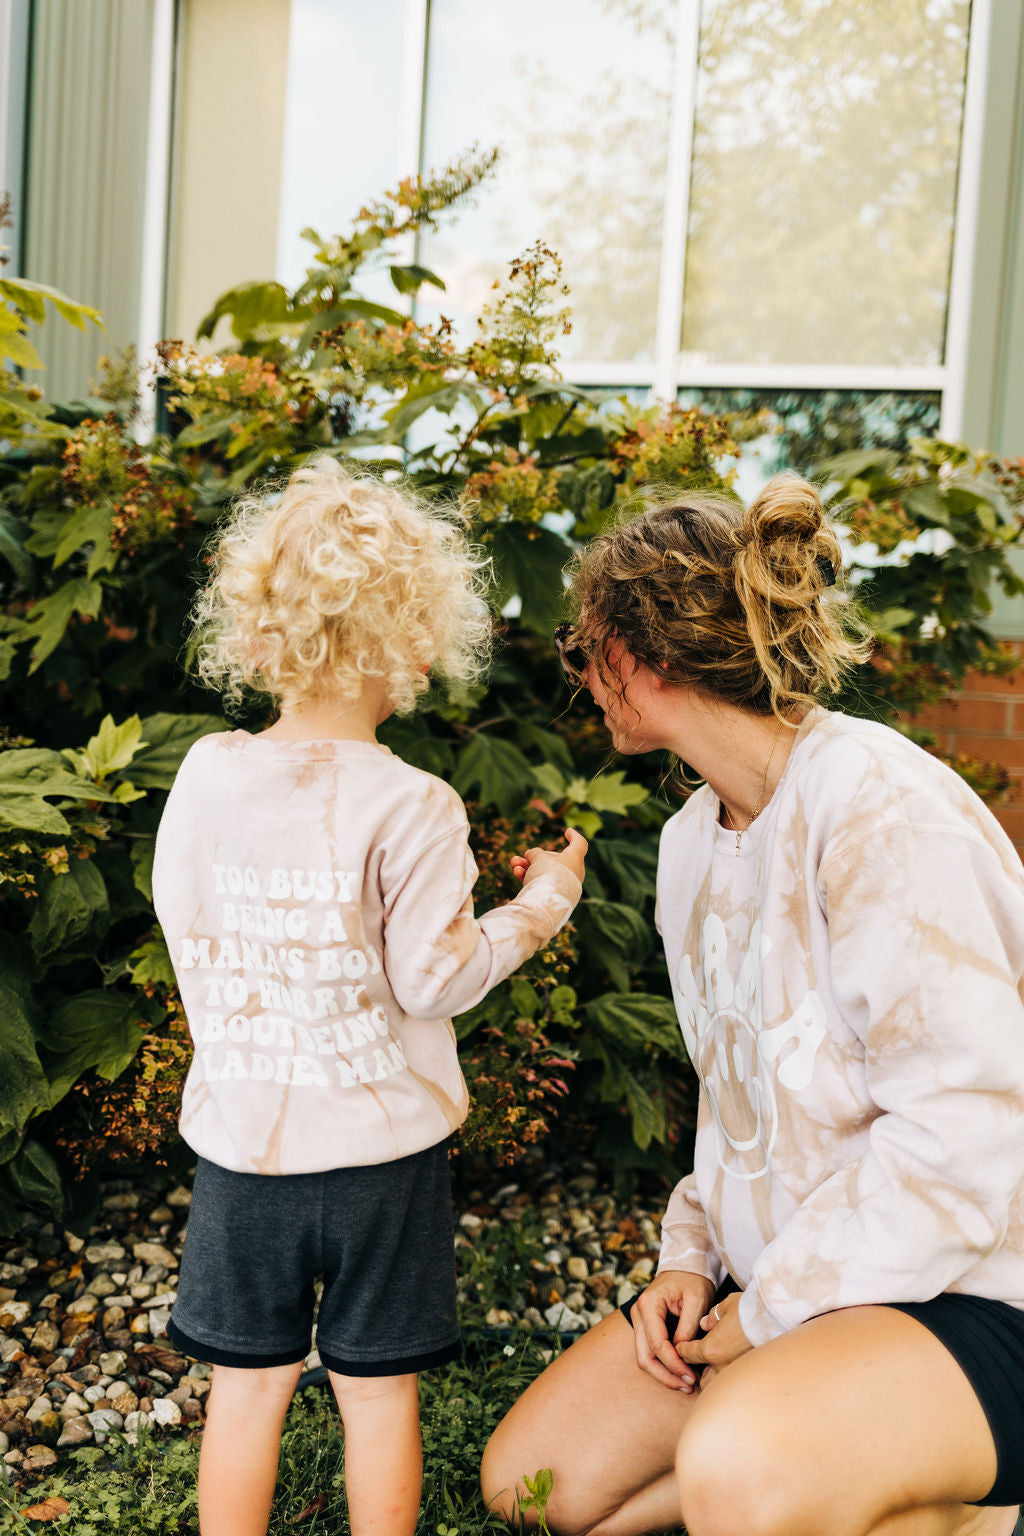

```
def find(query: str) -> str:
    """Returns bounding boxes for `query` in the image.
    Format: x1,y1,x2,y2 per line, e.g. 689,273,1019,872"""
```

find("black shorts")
166,1143,460,1376
622,1279,1024,1508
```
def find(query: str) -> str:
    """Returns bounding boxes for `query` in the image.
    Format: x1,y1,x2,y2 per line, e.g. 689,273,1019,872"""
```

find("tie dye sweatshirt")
655,709,1024,1347
152,731,582,1175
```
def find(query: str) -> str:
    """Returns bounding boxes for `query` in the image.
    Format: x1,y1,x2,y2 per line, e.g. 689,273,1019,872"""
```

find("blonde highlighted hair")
192,456,491,712
566,474,869,717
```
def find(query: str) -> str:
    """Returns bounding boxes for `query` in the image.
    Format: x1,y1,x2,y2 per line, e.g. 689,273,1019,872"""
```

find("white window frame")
135,0,990,431
396,0,989,431
136,0,176,439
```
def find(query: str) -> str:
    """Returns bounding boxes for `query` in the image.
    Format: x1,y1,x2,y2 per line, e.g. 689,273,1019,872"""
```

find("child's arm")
382,825,587,1020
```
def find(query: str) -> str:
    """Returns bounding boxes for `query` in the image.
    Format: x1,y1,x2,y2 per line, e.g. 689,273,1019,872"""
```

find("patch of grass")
0,1330,559,1536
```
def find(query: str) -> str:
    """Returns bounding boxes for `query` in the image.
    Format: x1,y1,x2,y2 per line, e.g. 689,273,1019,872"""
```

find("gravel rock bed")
0,1161,666,1484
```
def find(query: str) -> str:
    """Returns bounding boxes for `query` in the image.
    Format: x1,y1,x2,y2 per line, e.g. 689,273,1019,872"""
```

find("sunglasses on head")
554,623,589,680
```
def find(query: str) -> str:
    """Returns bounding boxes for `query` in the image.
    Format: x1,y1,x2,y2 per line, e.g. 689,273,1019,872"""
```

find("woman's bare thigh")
676,1304,1015,1536
482,1311,697,1533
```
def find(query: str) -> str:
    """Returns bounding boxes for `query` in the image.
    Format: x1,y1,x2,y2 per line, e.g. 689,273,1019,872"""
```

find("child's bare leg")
198,1360,304,1536
328,1370,421,1536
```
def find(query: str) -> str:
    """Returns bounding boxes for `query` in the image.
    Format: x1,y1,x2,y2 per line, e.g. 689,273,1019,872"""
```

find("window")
278,0,982,431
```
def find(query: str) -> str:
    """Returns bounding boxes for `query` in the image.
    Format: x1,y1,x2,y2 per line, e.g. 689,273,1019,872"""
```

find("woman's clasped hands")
630,1271,754,1394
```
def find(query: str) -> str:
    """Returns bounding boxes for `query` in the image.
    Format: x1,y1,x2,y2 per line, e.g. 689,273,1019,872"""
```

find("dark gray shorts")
166,1142,459,1376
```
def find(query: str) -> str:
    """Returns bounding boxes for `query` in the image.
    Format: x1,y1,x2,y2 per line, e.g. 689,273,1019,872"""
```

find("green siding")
24,0,155,404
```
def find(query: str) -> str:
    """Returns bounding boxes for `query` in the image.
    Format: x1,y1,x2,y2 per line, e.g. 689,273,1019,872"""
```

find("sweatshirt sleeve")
738,823,1024,1348
656,1170,725,1288
380,808,582,1021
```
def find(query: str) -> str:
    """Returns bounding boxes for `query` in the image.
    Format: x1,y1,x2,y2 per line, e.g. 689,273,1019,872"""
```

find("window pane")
419,0,678,365
681,0,971,368
677,387,941,486
277,0,404,293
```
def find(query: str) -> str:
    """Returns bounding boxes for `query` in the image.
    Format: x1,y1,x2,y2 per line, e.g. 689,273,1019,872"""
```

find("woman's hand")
511,828,588,887
630,1270,717,1392
675,1288,753,1388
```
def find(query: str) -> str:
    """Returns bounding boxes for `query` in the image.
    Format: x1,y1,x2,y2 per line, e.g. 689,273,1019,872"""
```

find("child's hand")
511,828,588,887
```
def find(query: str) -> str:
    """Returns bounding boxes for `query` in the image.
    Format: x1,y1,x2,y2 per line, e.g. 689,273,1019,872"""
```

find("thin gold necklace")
728,718,786,853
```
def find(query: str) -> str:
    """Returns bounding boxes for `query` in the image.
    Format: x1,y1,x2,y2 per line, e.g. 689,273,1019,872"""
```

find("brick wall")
908,642,1024,856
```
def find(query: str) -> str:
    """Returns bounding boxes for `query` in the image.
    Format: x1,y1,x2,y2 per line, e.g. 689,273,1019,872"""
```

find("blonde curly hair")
565,474,869,719
191,456,491,712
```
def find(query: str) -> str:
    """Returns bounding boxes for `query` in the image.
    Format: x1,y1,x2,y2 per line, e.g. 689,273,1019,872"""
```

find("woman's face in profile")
585,642,667,756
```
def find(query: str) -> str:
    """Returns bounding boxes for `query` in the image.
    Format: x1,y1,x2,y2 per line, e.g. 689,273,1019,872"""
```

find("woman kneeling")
482,475,1024,1536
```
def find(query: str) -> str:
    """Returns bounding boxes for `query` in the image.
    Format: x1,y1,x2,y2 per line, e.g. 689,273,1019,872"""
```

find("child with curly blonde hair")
153,456,587,1536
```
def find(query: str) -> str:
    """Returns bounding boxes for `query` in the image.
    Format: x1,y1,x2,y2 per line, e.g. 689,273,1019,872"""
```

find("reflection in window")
681,0,970,368
677,386,942,486
419,0,678,365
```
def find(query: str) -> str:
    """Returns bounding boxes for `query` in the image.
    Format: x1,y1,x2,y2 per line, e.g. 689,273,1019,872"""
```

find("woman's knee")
675,1391,805,1536
480,1427,598,1536
480,1431,521,1525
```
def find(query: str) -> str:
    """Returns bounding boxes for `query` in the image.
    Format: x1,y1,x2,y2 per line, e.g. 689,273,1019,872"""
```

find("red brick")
949,699,1013,731
954,734,1024,768
991,807,1024,859
908,703,961,731
992,805,1024,836
963,651,1024,696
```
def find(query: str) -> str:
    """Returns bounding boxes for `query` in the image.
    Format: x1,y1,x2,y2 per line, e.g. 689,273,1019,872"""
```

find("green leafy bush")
2,151,1022,1229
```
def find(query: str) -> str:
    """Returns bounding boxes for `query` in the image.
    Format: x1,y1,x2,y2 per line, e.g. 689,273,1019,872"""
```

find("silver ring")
713,1304,721,1322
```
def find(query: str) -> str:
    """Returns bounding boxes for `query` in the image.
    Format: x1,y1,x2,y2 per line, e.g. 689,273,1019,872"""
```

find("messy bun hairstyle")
192,456,491,713
565,474,868,718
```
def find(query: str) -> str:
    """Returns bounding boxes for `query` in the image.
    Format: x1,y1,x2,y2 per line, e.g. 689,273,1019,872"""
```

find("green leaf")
0,747,124,834
582,1036,668,1150
196,279,292,342
16,575,105,671
535,427,608,464
621,1070,667,1150
903,484,951,529
815,447,901,485
0,326,45,370
52,503,116,571
594,837,659,908
452,733,534,817
515,719,575,773
61,712,146,782
128,932,176,991
377,717,455,778
585,992,684,1056
548,984,578,1025
2,1139,65,1218
508,975,541,1020
28,858,110,959
40,991,147,1107
867,606,917,644
129,713,228,788
583,770,648,815
489,522,571,635
564,808,602,839
533,762,568,803
384,380,484,440
0,275,103,331
388,263,446,295
0,944,50,1164
174,411,247,449
578,899,651,963
0,504,34,585
130,836,156,900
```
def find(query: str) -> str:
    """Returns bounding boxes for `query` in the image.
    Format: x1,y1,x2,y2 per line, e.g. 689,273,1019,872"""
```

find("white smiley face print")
672,914,827,1181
